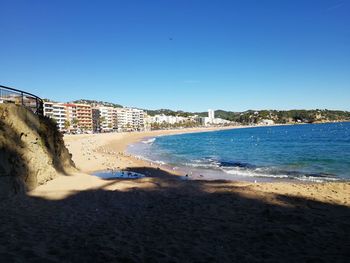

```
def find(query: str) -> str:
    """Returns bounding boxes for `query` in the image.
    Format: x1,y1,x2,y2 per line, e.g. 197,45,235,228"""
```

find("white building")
43,102,67,131
114,108,145,131
195,110,231,126
100,106,114,132
208,109,215,122
196,117,211,126
259,119,275,125
212,118,230,125
92,106,115,132
64,103,77,132
131,108,145,131
147,114,187,125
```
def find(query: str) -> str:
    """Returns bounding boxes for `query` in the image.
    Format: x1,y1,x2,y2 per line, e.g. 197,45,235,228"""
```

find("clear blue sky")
1,0,349,112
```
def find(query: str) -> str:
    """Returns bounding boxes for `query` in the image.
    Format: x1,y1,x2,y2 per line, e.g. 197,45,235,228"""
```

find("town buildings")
43,102,93,132
62,103,93,132
43,101,228,132
43,102,67,131
91,106,146,133
195,110,230,126
208,109,215,122
92,106,115,132
64,103,78,132
147,114,188,125
147,110,231,128
44,101,146,133
259,119,275,125
114,108,145,131
76,104,93,131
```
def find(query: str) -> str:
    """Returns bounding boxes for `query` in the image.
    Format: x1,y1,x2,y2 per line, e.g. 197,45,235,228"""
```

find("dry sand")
1,127,350,262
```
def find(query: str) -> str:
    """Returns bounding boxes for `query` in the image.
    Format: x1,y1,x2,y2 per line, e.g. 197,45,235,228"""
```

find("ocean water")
127,123,350,182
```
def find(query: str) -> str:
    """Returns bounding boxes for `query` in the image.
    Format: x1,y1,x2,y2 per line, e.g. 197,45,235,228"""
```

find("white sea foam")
295,175,339,183
132,154,167,166
153,160,166,165
142,138,156,144
222,166,340,182
184,162,220,169
223,167,289,179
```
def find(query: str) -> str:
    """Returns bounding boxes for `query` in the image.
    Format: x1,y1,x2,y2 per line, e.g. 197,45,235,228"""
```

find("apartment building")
44,102,93,132
114,108,145,131
76,103,93,131
43,102,67,131
131,108,145,130
147,114,187,124
42,102,146,133
64,103,77,132
92,108,101,132
63,103,92,132
92,106,115,132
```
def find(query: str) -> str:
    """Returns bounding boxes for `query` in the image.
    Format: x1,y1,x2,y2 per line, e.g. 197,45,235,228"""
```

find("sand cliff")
0,104,75,199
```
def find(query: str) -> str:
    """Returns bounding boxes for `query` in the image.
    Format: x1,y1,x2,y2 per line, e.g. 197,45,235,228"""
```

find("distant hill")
145,109,196,117
63,99,350,124
72,99,123,108
146,108,350,124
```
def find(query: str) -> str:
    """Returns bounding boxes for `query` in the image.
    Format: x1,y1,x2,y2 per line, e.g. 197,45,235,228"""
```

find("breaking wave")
142,138,156,144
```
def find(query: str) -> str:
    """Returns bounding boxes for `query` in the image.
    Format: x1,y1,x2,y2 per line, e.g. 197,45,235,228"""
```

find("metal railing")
0,85,44,116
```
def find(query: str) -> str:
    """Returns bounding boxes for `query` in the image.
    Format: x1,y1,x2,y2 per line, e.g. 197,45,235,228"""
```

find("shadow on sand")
0,167,349,262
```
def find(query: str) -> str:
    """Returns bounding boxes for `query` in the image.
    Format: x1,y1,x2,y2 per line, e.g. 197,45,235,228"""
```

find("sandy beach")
1,127,350,262
63,126,241,174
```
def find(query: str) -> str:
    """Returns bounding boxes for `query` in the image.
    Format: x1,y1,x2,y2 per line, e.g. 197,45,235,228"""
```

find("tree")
99,116,106,124
72,118,79,126
64,120,71,130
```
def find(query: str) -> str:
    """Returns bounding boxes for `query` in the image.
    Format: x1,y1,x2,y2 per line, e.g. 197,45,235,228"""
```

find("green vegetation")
147,109,350,124
64,120,70,130
72,99,123,108
71,118,79,127
146,109,194,117
69,99,350,125
150,120,200,130
231,109,350,124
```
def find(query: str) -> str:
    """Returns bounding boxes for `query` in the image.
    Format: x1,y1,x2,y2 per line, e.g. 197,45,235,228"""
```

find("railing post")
40,100,43,116
21,92,24,105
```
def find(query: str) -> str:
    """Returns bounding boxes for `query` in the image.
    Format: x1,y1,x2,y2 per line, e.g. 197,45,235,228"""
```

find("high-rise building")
75,104,93,131
208,109,215,121
92,106,115,132
43,102,67,131
64,103,77,132
64,103,93,132
114,108,145,131
92,108,101,132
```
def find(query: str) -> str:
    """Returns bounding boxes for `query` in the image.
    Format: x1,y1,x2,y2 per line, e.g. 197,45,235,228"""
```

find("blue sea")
127,123,350,182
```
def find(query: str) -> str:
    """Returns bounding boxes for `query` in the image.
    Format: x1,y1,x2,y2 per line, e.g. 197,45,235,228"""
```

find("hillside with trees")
147,109,350,124
62,99,350,124
72,99,123,108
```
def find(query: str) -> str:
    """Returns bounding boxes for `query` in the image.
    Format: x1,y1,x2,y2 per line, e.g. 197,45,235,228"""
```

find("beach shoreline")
65,123,349,184
64,126,239,176
64,124,295,180
2,124,348,262
43,123,350,202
